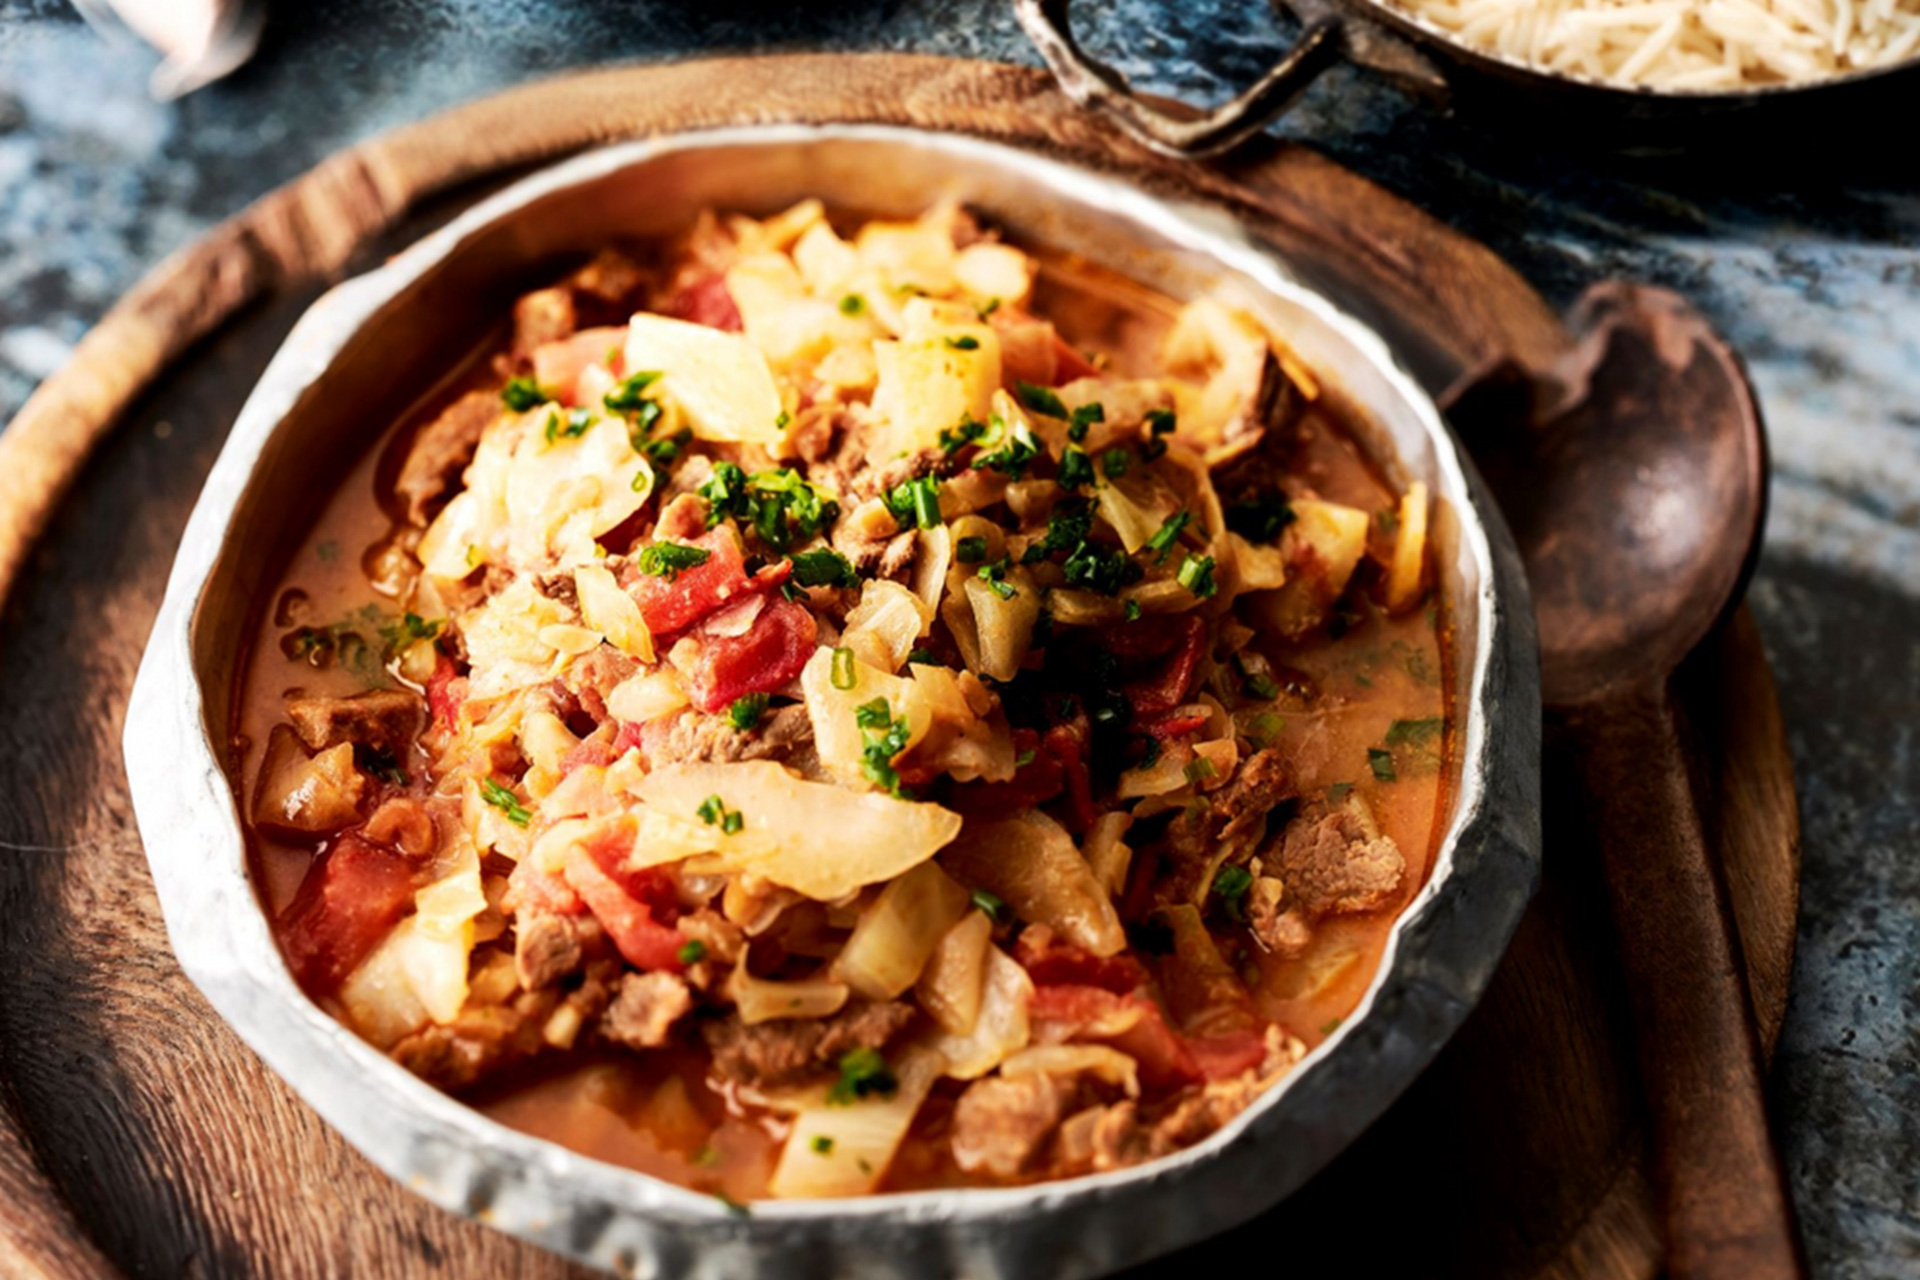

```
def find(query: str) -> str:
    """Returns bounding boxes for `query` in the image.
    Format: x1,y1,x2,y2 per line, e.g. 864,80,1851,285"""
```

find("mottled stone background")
0,0,1913,1274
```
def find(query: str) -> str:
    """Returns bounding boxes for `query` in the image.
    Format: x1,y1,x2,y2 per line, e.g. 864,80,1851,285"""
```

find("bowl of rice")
1018,0,1920,155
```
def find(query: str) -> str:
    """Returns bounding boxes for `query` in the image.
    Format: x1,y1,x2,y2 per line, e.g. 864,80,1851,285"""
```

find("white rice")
1384,0,1920,87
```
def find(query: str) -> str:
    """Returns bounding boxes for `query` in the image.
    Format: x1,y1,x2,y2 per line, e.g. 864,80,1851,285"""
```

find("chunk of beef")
567,646,639,722
1276,802,1405,918
639,705,814,770
600,971,694,1050
394,391,498,525
390,991,554,1090
703,999,915,1091
653,492,709,543
286,689,427,757
1158,747,1293,902
515,908,604,990
951,1072,1067,1178
511,249,653,361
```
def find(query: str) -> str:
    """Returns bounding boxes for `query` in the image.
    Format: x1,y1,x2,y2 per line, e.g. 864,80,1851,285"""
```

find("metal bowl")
124,125,1541,1278
1017,0,1920,157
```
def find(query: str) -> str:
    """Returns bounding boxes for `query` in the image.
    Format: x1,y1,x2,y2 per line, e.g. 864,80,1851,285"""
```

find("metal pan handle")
1014,0,1343,158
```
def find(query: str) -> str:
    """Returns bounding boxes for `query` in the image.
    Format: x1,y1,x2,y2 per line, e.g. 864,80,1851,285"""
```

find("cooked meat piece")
1089,1099,1153,1172
359,796,436,859
534,571,580,611
286,689,427,756
639,705,814,770
653,492,709,543
390,992,553,1090
600,972,694,1050
394,390,498,525
1215,749,1291,848
876,530,918,583
512,286,580,359
1245,875,1311,956
515,908,603,989
703,999,915,1090
568,247,650,306
1158,747,1293,903
1276,803,1405,918
851,447,946,503
951,1072,1067,1177
567,646,639,722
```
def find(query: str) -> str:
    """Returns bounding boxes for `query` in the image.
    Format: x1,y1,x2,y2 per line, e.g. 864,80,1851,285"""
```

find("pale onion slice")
606,669,689,726
631,761,963,902
338,919,432,1049
841,578,933,674
766,1047,943,1199
939,809,1127,957
1384,481,1430,613
916,909,993,1036
924,944,1033,1080
624,313,785,445
1161,297,1273,449
998,1044,1140,1098
962,568,1041,682
726,964,850,1026
834,862,971,1000
404,846,488,1024
799,646,936,787
575,563,655,661
1095,470,1179,555
1083,810,1135,897
953,242,1034,310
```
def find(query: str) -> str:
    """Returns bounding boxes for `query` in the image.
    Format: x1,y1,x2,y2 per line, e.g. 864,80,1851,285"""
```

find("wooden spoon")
1452,282,1807,1280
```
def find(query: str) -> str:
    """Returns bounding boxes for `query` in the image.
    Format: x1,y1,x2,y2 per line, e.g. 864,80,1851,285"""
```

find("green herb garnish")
1101,448,1130,479
828,1048,898,1105
1067,402,1104,443
1211,864,1253,919
788,547,859,589
839,294,867,316
939,416,989,455
1015,382,1068,419
544,406,595,444
955,535,989,564
971,889,1008,923
501,377,550,412
854,699,912,796
696,794,745,834
883,475,943,531
677,939,708,966
830,646,857,691
636,541,712,580
1367,748,1397,781
1225,493,1296,543
944,335,980,351
810,1135,835,1155
1145,510,1191,565
1176,554,1218,599
1057,446,1095,490
976,557,1018,601
728,694,770,732
480,778,532,828
603,369,663,414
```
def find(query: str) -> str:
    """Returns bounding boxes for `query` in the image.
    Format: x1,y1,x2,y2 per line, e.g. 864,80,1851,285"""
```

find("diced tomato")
1122,615,1208,715
1030,983,1202,1090
688,596,817,714
1041,725,1096,833
278,832,418,994
991,313,1059,389
504,855,585,917
426,655,465,730
1050,333,1101,383
1100,612,1191,661
530,325,627,406
1185,1029,1269,1082
945,728,1064,817
627,527,753,638
1137,707,1210,740
563,829,686,973
1015,928,1149,993
610,720,647,759
667,274,743,332
560,736,616,775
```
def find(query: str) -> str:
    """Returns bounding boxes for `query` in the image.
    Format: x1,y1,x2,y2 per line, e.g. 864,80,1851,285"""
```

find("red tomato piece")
530,325,627,406
1050,333,1101,383
277,832,418,994
1137,707,1211,740
688,597,818,713
1184,1029,1270,1082
1014,928,1149,994
1042,724,1096,833
627,527,753,638
504,855,585,917
1030,984,1202,1090
610,720,647,760
563,835,686,973
426,655,465,730
1122,615,1208,715
667,275,743,332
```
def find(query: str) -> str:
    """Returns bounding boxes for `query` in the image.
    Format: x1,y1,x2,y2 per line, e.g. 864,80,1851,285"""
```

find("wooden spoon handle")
1569,682,1806,1280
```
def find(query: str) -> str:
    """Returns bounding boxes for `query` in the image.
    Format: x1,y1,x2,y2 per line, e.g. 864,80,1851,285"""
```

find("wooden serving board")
0,56,1797,1280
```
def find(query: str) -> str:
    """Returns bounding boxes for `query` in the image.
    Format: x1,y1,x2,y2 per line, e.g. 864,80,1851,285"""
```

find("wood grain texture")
0,55,1798,1280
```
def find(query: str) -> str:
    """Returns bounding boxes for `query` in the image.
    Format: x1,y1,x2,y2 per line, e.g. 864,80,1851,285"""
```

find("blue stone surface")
0,1,1913,1273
